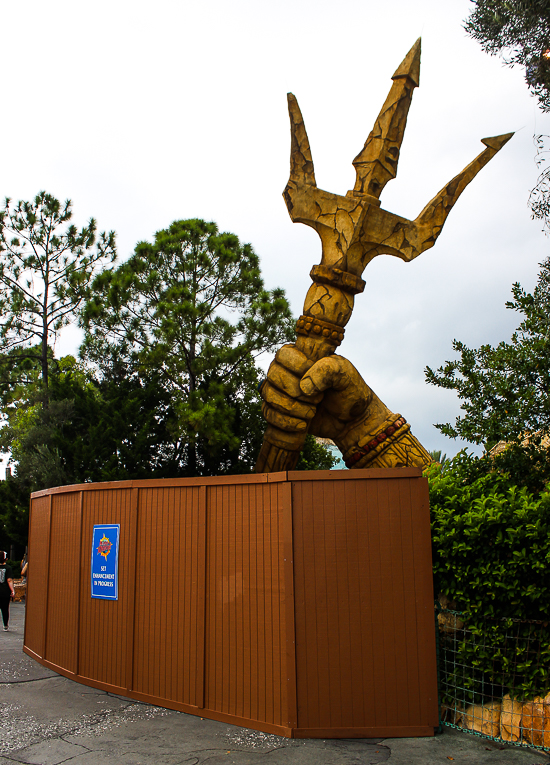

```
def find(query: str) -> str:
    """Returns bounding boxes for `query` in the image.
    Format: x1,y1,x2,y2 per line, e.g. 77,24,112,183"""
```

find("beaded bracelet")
295,314,345,346
345,416,407,468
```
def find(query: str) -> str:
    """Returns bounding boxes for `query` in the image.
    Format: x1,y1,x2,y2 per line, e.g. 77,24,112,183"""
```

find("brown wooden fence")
24,468,438,738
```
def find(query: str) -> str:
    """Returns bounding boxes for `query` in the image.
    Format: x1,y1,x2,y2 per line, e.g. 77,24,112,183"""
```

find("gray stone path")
1,603,548,765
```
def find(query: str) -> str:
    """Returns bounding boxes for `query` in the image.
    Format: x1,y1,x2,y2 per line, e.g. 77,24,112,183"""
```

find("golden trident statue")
255,39,513,474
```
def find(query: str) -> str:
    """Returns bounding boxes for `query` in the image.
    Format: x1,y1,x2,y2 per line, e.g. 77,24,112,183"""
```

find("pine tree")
81,218,295,475
0,192,116,396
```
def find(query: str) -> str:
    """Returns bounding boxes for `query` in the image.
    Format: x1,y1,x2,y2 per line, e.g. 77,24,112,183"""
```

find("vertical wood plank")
386,476,408,727
75,491,84,677
361,478,386,729
23,494,32,651
196,484,207,709
282,480,297,728
45,493,81,673
410,475,439,726
24,496,51,656
78,488,133,691
125,488,139,692
346,478,371,728
397,477,422,726
42,494,53,660
242,484,252,722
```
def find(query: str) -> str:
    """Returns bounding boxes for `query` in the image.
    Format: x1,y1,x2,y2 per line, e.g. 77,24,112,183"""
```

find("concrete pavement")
1,603,549,765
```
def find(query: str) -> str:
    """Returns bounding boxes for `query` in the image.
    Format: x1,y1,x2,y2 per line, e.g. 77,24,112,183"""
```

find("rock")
462,702,501,737
441,704,464,725
522,693,550,747
500,694,522,742
437,611,465,633
437,593,464,633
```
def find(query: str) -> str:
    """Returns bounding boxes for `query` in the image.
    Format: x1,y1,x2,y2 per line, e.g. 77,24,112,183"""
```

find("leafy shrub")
428,451,550,700
296,435,337,471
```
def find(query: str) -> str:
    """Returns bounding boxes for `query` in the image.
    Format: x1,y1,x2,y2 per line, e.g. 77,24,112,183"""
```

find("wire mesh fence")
437,607,550,751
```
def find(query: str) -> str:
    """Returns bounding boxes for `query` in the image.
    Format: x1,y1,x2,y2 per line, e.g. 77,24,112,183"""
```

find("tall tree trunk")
41,324,49,406
42,263,50,406
187,247,198,475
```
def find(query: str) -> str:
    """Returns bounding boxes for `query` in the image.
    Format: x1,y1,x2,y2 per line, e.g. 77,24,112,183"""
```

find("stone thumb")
299,356,348,397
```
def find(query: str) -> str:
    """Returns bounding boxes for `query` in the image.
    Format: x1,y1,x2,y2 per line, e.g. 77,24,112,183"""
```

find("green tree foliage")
429,451,550,699
0,476,30,549
0,353,177,543
429,451,550,622
81,219,296,475
425,253,550,699
425,256,550,449
0,192,116,394
528,133,550,234
464,0,550,112
465,2,550,231
0,354,183,491
296,436,337,471
0,347,61,489
58,361,180,482
428,449,449,469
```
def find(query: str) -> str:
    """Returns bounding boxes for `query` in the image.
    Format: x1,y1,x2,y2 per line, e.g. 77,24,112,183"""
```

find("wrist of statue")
332,396,394,457
338,412,409,468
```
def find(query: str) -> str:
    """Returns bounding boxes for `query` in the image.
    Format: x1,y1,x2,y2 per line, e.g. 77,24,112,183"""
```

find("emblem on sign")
96,534,113,561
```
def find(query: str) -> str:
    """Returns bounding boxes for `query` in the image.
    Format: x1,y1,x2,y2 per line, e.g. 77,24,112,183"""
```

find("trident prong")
284,38,513,277
352,37,421,199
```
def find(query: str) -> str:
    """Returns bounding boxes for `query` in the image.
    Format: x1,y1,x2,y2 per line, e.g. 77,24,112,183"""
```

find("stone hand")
261,344,431,469
262,345,390,458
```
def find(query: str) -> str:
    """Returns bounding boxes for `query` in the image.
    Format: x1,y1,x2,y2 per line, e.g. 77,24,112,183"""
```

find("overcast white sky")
2,0,549,459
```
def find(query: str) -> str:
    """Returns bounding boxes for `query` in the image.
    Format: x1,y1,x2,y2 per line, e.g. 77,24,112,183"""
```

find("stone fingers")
275,344,314,378
262,377,318,420
259,344,323,433
262,401,309,432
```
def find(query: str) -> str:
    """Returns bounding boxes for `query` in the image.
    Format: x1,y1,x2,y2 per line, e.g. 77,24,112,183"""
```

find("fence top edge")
30,474,268,496
287,467,423,481
30,467,424,498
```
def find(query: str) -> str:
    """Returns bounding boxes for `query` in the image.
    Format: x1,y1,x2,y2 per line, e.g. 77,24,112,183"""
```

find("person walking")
0,551,15,631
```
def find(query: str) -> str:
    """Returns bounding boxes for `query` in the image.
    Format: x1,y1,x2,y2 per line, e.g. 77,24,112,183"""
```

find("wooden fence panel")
290,473,439,737
409,474,440,727
78,488,134,692
25,495,51,658
204,481,288,728
132,485,204,707
44,492,82,674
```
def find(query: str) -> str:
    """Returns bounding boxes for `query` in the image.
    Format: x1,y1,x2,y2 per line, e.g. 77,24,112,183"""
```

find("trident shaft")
255,38,513,473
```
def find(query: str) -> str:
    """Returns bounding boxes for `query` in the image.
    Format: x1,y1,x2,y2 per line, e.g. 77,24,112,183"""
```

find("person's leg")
0,594,10,629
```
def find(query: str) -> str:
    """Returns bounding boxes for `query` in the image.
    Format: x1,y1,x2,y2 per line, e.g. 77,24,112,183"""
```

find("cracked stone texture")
256,38,513,474
1,604,549,765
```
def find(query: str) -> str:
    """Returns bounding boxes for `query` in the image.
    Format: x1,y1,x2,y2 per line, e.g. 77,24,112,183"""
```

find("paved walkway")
1,603,549,765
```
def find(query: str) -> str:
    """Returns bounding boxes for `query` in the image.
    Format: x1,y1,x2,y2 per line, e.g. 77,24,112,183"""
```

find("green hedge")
428,451,550,700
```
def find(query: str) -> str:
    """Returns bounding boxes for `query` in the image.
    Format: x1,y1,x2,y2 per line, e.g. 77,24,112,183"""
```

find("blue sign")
91,524,120,600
